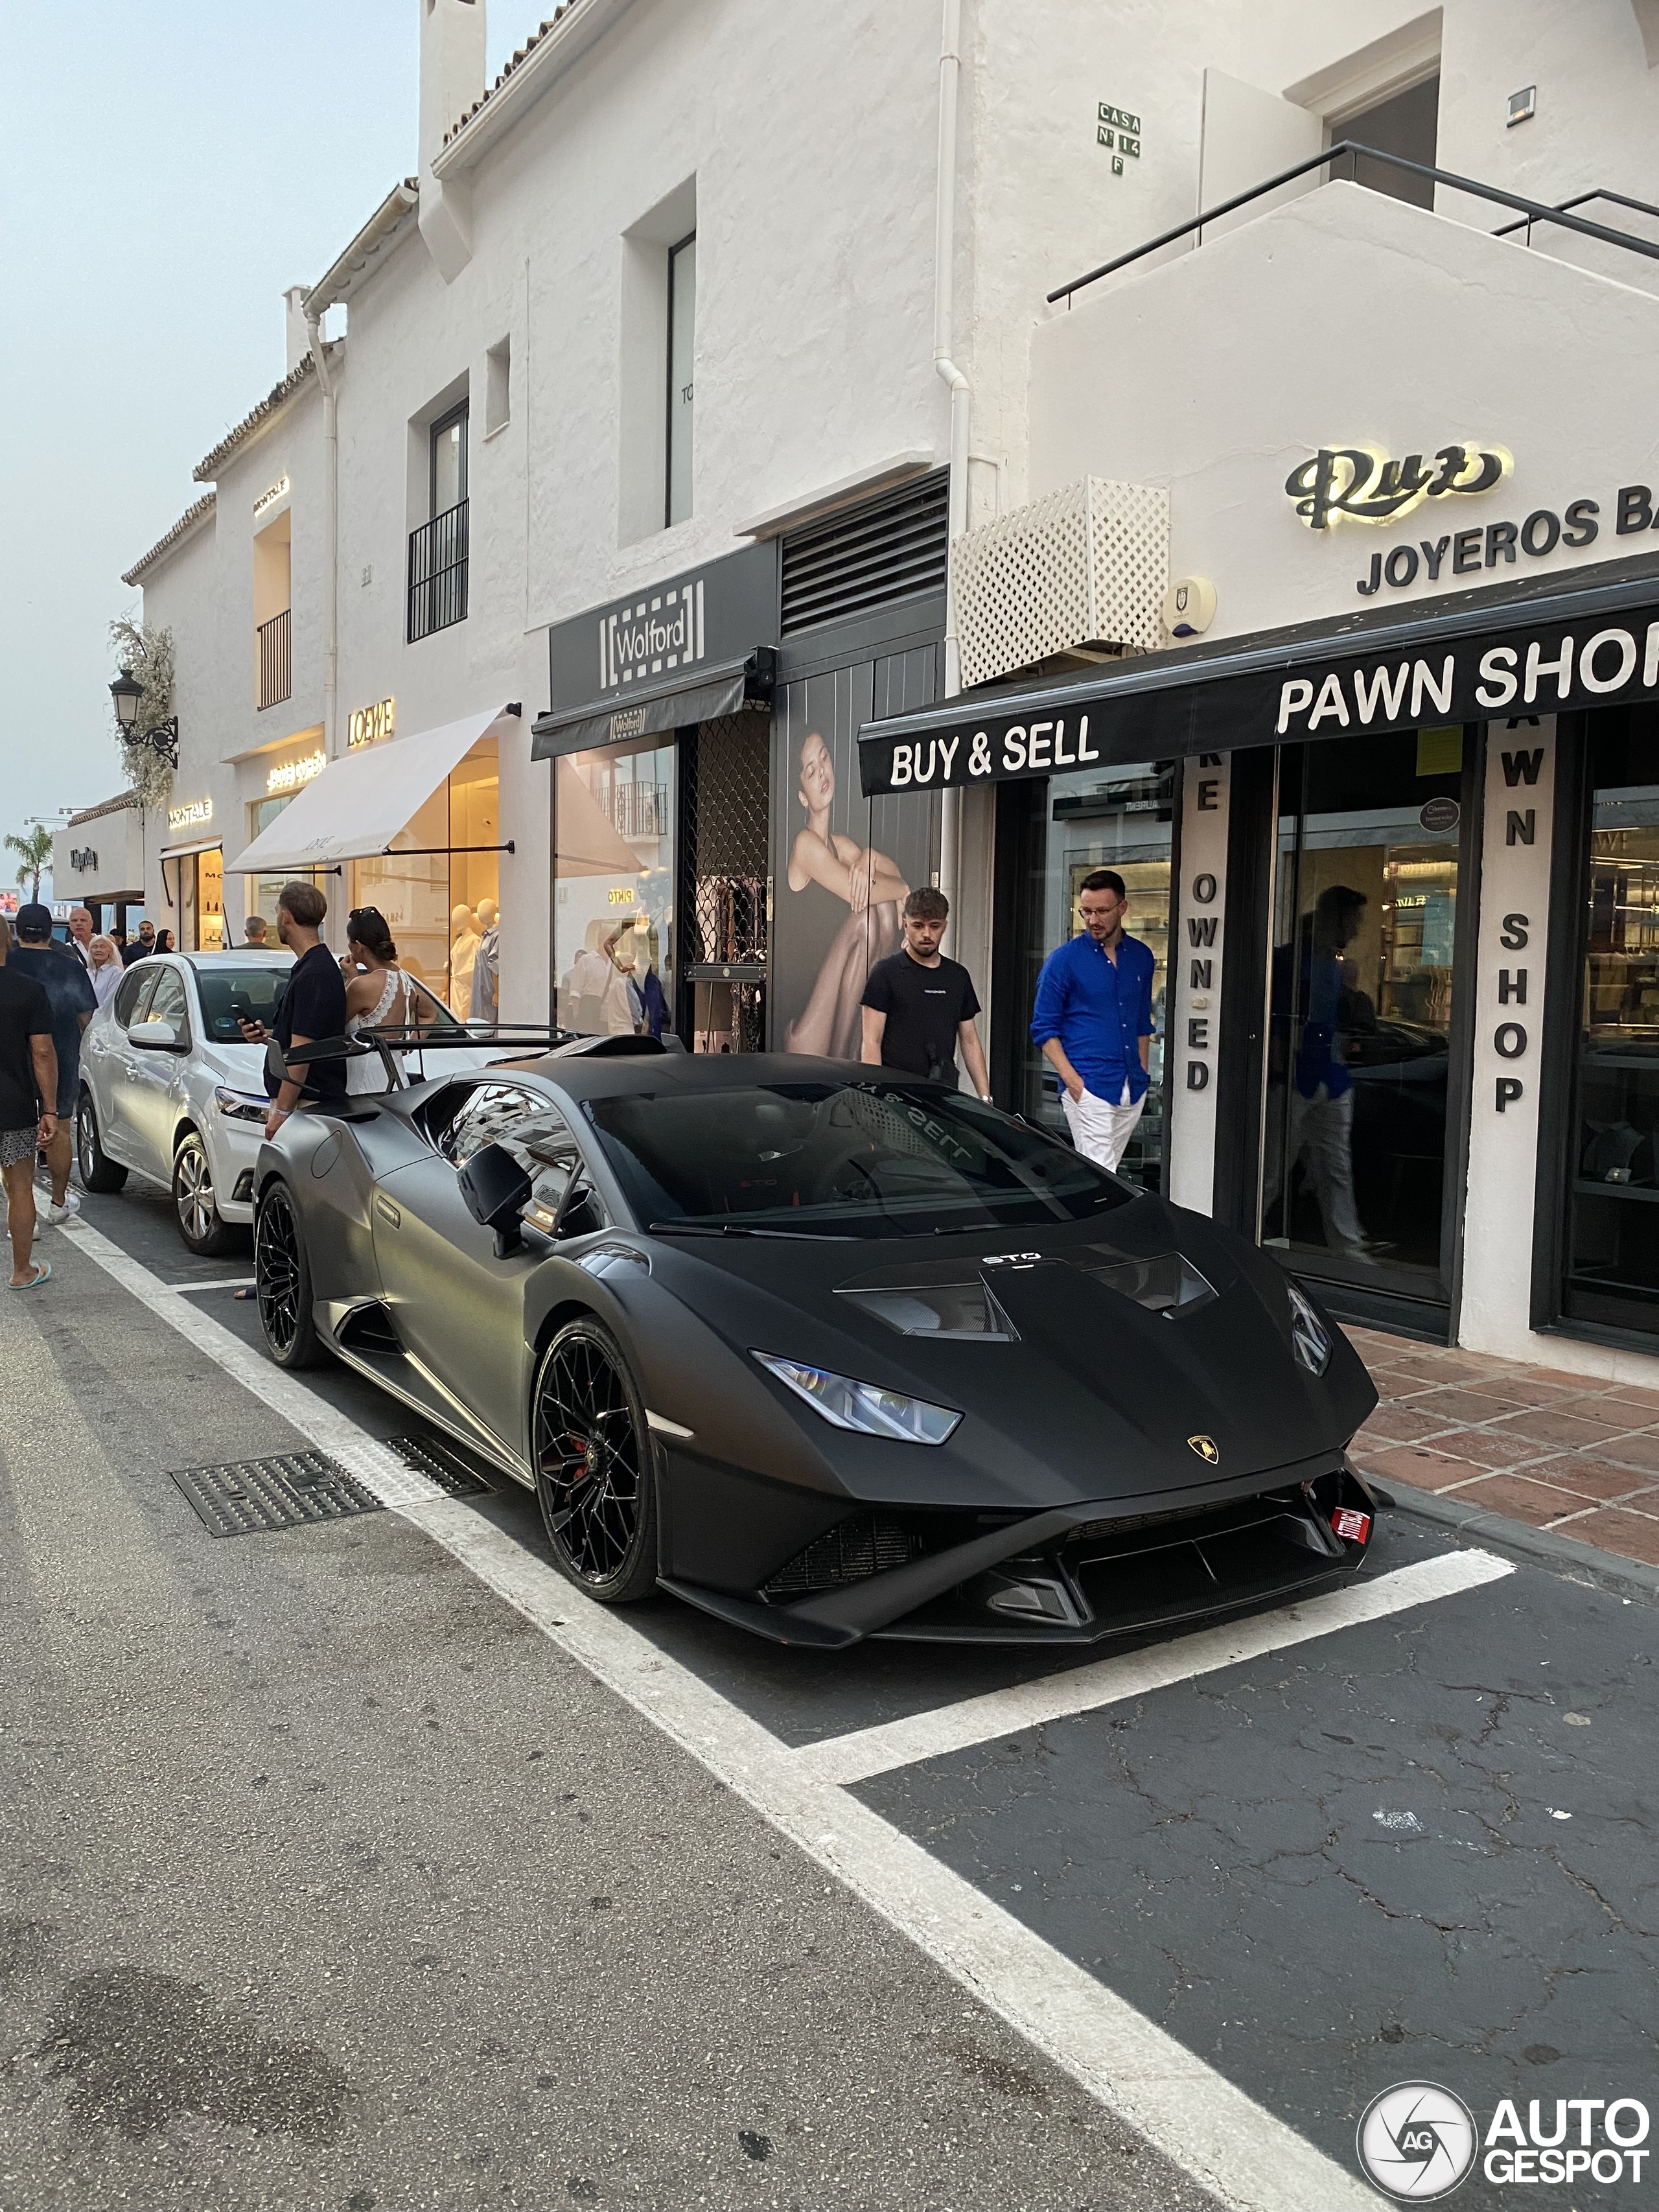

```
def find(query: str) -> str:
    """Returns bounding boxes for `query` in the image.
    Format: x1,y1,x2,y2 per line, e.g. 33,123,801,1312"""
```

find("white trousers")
1062,1080,1146,1174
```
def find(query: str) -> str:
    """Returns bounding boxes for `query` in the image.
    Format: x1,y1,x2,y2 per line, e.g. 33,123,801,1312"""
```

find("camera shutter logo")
1357,2082,1478,2200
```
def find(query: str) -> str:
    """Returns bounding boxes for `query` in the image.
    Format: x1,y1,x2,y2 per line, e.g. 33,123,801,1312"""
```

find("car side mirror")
554,1182,603,1240
130,1019,180,1051
458,1141,533,1257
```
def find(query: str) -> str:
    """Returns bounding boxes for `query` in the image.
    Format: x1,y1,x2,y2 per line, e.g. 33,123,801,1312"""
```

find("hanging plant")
108,616,178,808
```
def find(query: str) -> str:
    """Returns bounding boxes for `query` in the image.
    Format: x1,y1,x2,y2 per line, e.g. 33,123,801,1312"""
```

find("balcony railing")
408,498,469,642
257,607,291,710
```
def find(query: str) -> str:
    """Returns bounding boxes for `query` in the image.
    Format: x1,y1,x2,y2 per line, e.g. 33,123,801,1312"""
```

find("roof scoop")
1071,1249,1216,1318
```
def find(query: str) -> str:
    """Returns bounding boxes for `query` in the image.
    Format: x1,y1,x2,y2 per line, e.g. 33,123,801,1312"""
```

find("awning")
159,835,223,861
531,650,775,762
226,706,514,872
856,550,1659,795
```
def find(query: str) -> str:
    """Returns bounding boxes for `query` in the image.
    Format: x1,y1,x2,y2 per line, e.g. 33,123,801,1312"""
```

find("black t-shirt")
271,942,349,1103
861,951,981,1079
0,968,54,1132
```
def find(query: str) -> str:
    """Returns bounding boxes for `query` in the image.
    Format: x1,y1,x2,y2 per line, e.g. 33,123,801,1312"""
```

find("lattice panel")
954,478,1169,689
685,712,770,966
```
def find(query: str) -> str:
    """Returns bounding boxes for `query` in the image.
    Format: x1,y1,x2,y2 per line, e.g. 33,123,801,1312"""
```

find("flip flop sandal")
12,1261,51,1290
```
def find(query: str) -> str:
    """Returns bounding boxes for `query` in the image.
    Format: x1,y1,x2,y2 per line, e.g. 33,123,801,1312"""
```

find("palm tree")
5,824,53,902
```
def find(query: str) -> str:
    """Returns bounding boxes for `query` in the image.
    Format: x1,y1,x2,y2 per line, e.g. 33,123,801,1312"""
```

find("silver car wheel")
174,1137,215,1241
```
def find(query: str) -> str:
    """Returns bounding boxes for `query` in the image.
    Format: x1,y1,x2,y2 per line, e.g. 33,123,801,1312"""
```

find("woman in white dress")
343,907,420,1093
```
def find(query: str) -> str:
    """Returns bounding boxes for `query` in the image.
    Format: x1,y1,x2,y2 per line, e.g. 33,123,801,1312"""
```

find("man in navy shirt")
236,881,347,1136
1030,869,1156,1174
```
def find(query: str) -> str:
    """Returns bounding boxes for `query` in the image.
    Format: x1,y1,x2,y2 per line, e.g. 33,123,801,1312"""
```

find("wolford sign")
599,579,706,690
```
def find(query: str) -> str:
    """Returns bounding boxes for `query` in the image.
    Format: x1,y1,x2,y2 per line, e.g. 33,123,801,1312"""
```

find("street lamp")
110,665,178,768
108,668,143,730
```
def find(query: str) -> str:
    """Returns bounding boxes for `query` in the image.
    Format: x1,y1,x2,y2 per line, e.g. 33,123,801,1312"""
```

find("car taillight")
1331,1506,1372,1543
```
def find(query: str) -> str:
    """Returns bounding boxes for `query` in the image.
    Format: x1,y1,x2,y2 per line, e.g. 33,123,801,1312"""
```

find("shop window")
1329,73,1439,208
409,401,469,641
353,734,500,1016
553,734,677,1042
1264,728,1468,1301
1560,706,1659,1334
666,231,695,528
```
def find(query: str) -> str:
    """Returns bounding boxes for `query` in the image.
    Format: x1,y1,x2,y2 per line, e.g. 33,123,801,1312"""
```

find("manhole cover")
384,1434,495,1497
169,1450,384,1537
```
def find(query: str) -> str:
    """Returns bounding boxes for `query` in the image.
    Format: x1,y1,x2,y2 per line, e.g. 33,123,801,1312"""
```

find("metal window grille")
257,608,291,710
780,470,949,637
683,714,770,971
610,780,669,840
408,498,470,642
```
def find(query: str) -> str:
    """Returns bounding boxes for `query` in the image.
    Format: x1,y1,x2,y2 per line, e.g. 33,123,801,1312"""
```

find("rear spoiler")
279,1026,682,1090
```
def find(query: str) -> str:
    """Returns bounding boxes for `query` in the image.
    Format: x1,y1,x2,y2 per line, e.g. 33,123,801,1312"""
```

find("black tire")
172,1130,240,1257
254,1180,324,1369
531,1318,658,1602
76,1088,127,1194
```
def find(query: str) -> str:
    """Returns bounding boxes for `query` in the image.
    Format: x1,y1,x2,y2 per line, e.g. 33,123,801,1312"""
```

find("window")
442,1086,583,1217
409,401,469,641
666,232,695,527
1332,75,1439,208
253,511,292,710
113,968,151,1027
485,336,511,436
145,966,191,1047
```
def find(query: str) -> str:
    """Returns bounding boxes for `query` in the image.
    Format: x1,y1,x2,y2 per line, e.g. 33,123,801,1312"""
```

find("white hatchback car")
76,951,483,1256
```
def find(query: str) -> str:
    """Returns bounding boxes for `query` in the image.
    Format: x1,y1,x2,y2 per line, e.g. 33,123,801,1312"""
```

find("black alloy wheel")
172,1130,239,1257
531,1318,657,1602
255,1180,323,1369
76,1089,126,1194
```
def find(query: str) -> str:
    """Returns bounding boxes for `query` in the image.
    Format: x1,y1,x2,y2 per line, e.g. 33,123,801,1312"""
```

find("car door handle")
375,1193,402,1228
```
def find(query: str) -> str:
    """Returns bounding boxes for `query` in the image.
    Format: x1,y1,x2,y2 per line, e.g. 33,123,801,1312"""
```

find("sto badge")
1187,1434,1220,1465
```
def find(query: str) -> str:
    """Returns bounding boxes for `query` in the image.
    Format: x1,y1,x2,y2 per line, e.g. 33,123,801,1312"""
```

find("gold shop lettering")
347,697,395,749
1286,443,1511,530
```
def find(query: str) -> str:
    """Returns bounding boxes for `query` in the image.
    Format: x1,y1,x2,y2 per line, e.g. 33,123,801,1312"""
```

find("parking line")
174,1275,257,1293
52,1213,1391,2212
794,1549,1514,1786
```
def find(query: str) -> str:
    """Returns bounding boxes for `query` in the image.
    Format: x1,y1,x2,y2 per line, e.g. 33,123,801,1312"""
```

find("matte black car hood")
642,1194,1375,1504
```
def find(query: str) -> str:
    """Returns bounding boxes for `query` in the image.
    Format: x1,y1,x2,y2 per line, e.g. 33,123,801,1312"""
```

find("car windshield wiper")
647,1220,857,1241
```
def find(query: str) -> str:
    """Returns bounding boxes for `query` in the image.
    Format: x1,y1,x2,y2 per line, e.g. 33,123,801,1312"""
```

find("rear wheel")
254,1180,323,1368
76,1089,126,1194
531,1318,657,1601
172,1130,239,1257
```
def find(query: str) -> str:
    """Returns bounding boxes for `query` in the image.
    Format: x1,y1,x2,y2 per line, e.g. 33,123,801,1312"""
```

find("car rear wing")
278,1026,680,1091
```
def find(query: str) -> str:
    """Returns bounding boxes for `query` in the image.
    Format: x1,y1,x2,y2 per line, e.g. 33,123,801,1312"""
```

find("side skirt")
321,1329,535,1491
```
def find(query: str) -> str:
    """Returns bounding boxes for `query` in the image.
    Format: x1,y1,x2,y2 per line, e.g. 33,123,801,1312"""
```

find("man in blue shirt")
1030,869,1157,1174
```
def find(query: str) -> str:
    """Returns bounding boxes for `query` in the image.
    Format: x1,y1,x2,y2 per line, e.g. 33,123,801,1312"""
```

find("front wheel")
531,1318,658,1602
254,1180,323,1368
76,1089,126,1194
172,1131,240,1257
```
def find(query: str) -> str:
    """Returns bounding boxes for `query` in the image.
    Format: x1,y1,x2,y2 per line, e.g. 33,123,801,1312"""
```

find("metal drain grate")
383,1434,495,1497
168,1450,384,1537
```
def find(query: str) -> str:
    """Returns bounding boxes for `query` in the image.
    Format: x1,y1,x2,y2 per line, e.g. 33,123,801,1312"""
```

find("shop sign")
69,846,99,872
266,748,325,795
1286,443,1511,530
348,697,395,749
253,474,290,519
546,541,778,716
167,797,213,832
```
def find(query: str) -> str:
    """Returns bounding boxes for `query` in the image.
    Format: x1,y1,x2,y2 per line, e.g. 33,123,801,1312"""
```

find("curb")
1381,1477,1659,1605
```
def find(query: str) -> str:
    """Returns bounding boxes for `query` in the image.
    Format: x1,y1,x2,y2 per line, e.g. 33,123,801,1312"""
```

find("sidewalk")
1345,1325,1659,1571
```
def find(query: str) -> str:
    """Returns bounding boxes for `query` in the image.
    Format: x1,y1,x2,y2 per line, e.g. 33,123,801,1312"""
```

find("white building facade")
123,0,1659,1377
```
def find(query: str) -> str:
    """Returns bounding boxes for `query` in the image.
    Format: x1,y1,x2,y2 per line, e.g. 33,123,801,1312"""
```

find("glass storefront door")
552,734,677,1039
1263,728,1468,1301
1560,704,1659,1334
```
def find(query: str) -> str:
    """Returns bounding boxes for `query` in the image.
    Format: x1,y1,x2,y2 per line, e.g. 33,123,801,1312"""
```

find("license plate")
1330,1506,1372,1543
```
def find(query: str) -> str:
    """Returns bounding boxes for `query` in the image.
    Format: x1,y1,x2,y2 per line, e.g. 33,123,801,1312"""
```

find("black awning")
531,649,776,762
856,551,1659,795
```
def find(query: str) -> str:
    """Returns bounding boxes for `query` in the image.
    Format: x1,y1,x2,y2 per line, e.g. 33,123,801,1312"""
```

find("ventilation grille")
781,471,949,637
684,714,769,968
953,477,1168,688
763,1511,923,1598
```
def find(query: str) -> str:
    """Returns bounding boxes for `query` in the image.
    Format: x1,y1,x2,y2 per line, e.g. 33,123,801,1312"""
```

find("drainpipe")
305,308,339,765
934,0,969,936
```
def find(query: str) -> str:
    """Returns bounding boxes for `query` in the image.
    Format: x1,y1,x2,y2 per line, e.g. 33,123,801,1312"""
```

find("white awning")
159,835,224,860
226,706,511,873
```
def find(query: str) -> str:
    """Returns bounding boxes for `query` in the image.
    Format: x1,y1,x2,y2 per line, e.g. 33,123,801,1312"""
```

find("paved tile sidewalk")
1344,1325,1659,1570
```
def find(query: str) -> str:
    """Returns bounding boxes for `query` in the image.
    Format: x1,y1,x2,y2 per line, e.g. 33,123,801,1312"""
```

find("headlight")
752,1352,961,1445
1286,1279,1332,1375
215,1086,269,1123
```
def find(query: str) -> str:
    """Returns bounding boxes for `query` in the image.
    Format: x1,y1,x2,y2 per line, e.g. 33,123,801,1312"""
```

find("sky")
0,0,557,891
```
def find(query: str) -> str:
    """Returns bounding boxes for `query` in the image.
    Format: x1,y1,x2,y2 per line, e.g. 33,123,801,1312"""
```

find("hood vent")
780,470,948,637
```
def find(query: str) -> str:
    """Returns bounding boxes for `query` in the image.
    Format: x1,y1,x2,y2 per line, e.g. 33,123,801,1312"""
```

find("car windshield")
583,1081,1140,1238
192,963,294,1043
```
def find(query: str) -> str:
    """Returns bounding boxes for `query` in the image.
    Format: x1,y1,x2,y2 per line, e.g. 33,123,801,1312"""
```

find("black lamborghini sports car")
253,1038,1380,1646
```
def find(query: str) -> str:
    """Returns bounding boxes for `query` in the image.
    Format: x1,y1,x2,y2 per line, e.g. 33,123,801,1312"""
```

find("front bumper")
660,1457,1380,1648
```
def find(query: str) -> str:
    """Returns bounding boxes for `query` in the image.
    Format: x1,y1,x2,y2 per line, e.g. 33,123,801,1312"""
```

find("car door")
84,964,157,1164
372,1083,584,1452
126,964,192,1175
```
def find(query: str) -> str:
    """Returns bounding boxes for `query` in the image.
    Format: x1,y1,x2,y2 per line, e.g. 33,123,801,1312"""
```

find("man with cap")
8,903,96,1225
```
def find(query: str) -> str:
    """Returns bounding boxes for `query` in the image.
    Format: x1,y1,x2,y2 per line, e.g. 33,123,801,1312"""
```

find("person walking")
235,881,347,1136
342,907,426,1093
154,929,175,955
86,935,124,1008
121,921,156,966
8,903,95,1225
65,908,95,972
860,887,990,1095
0,916,58,1288
243,915,270,946
1030,868,1156,1175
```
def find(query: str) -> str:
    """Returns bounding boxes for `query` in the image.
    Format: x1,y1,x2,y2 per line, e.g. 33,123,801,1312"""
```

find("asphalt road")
2,1172,1654,2211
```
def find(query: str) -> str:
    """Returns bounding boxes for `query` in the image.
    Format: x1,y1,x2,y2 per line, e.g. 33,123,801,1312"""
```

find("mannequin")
469,897,501,1025
448,902,481,1011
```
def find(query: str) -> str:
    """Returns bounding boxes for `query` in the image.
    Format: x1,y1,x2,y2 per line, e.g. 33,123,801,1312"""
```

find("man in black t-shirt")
860,887,990,1096
236,881,347,1137
0,918,58,1288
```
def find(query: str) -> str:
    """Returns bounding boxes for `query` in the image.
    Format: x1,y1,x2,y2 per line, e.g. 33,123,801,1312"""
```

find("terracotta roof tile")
443,2,585,146
121,492,216,588
192,349,337,484
66,791,141,828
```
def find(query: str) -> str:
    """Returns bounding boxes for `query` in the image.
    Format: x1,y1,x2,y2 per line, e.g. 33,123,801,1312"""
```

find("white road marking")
795,1548,1514,1786
57,1212,1438,2212
174,1275,257,1293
